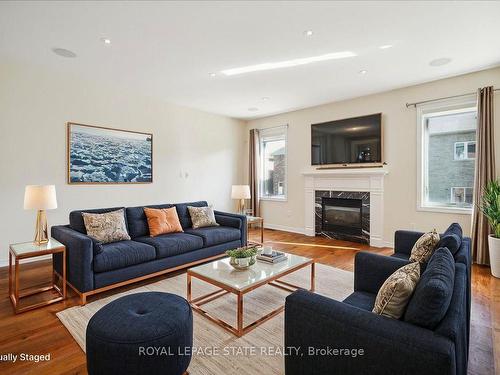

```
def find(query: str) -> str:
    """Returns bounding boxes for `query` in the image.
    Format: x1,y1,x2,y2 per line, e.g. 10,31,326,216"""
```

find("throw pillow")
372,262,421,319
409,230,440,263
188,205,219,229
144,207,183,237
436,223,463,256
404,247,455,329
82,209,131,244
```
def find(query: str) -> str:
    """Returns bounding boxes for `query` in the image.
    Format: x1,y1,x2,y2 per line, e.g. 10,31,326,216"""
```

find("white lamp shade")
24,185,57,210
231,185,251,199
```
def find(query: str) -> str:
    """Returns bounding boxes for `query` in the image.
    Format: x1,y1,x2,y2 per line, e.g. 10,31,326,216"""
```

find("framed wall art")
67,122,153,184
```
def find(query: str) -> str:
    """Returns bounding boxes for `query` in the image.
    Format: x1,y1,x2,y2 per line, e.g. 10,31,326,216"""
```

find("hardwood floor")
0,228,498,374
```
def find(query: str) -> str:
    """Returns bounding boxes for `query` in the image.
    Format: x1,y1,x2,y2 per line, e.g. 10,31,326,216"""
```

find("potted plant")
226,246,258,270
480,179,500,278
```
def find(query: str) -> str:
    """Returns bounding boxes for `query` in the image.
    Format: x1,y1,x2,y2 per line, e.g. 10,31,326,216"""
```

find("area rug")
57,263,353,375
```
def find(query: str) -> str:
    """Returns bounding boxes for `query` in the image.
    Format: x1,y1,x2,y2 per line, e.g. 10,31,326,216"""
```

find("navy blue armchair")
284,251,468,375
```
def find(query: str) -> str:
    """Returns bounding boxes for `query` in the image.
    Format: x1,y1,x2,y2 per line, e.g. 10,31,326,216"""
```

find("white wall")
0,61,246,265
246,67,500,245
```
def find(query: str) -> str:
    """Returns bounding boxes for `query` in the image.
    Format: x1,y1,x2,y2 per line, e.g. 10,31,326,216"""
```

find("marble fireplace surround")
302,167,388,247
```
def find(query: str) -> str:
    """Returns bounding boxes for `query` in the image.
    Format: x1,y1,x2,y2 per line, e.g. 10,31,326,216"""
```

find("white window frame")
453,141,476,161
259,125,288,201
416,95,476,214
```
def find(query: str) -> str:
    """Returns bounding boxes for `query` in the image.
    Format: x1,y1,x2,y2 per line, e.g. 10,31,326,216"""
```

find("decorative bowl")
229,255,257,270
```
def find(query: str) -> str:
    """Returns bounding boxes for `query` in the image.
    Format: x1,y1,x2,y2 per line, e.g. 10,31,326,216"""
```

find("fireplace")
322,197,363,236
314,190,370,244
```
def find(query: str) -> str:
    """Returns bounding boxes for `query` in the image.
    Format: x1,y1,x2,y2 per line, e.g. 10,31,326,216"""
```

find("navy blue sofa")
284,228,471,375
52,201,246,304
392,227,472,349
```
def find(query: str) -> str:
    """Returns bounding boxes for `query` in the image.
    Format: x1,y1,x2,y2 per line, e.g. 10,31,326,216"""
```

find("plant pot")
488,234,500,278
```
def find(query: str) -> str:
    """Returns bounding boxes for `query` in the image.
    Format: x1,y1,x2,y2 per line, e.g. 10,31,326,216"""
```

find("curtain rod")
257,124,289,131
406,88,498,108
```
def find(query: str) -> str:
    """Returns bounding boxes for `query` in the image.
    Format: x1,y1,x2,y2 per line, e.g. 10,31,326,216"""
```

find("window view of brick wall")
261,137,286,198
427,110,476,208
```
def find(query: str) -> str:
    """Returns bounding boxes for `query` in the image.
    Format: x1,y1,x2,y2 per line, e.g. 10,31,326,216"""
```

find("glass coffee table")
187,253,314,337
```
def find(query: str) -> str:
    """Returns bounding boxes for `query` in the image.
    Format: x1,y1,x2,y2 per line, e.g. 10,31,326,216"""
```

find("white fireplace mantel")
302,167,388,247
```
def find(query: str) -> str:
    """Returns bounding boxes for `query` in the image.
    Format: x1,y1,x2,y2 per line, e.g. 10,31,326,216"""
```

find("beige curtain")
249,129,260,217
471,86,496,265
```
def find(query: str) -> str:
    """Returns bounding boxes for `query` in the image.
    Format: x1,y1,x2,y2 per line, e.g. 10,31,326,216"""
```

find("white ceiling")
1,1,500,120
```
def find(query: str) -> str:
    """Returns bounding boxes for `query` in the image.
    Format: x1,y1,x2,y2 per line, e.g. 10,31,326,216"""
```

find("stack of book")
257,251,288,264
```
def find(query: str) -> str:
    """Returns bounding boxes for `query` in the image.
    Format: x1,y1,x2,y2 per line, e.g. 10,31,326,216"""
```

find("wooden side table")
246,215,264,245
9,238,66,314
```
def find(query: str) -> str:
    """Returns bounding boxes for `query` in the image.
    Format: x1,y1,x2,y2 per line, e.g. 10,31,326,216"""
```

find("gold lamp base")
237,199,246,215
34,209,49,245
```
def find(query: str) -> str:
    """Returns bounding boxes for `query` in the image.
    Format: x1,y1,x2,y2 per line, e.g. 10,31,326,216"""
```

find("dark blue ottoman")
86,292,193,375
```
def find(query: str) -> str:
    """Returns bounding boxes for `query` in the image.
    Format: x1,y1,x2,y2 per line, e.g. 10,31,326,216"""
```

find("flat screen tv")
311,113,382,166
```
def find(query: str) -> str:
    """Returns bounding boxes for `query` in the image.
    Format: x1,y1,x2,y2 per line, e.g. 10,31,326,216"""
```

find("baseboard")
0,254,51,268
263,224,394,249
263,223,308,235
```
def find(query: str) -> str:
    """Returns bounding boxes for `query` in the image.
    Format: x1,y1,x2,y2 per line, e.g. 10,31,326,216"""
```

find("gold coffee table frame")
187,258,314,337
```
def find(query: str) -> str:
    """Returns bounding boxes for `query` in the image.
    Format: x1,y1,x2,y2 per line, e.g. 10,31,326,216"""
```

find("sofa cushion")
144,207,183,237
70,206,126,234
187,206,219,229
372,262,421,319
135,233,203,259
343,291,376,311
93,240,156,273
404,247,455,329
185,226,241,247
409,230,440,263
175,201,208,229
126,204,174,238
437,223,463,256
82,209,131,244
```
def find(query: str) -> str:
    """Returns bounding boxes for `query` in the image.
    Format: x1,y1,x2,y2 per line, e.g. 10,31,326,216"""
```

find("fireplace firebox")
321,197,363,236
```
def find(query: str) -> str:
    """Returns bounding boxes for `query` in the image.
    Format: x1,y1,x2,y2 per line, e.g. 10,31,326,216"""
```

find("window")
259,126,287,200
417,97,477,213
454,141,476,160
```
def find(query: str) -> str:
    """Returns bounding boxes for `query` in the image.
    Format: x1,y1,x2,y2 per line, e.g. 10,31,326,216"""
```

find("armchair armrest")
285,290,454,375
354,252,410,294
214,211,247,246
394,230,424,256
51,225,94,293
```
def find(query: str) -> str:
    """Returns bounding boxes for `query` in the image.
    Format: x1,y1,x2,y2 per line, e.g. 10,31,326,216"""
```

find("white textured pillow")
82,209,131,243
188,206,219,229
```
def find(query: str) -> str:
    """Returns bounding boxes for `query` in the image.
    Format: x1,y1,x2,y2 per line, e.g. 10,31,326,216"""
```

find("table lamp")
24,185,57,245
231,185,251,215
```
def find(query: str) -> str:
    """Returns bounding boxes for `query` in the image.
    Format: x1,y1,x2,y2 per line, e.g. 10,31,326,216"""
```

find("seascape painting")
67,123,153,184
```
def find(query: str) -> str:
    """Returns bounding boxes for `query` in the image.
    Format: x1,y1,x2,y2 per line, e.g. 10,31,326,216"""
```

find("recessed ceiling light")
52,48,77,58
379,44,393,49
209,72,216,77
101,38,111,44
429,57,452,67
304,30,314,37
261,96,270,101
359,70,367,75
221,51,356,76
248,107,259,112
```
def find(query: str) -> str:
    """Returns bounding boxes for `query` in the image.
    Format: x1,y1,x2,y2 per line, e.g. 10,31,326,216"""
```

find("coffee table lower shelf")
187,261,315,337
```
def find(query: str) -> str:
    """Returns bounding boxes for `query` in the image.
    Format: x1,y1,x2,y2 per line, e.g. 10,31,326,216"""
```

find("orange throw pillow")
144,207,183,237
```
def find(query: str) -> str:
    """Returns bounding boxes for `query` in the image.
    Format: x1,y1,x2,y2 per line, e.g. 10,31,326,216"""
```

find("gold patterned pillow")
82,209,131,243
188,206,219,229
409,230,440,263
373,262,421,319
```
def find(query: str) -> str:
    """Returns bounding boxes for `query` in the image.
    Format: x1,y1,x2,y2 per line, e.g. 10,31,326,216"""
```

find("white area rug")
57,263,353,375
